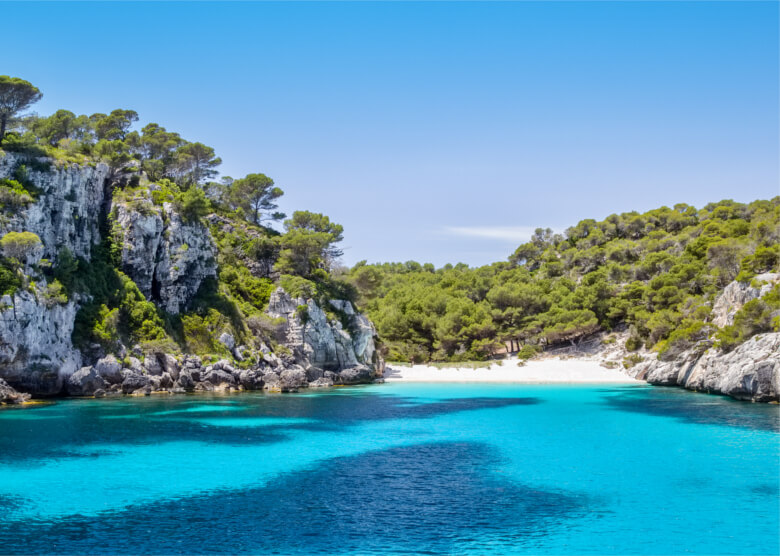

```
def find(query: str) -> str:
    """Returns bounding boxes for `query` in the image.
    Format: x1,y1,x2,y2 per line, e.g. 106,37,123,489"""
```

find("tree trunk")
0,114,7,145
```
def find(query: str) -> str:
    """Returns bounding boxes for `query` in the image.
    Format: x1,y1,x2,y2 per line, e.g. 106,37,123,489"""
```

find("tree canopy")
0,76,42,144
346,199,780,362
228,173,284,225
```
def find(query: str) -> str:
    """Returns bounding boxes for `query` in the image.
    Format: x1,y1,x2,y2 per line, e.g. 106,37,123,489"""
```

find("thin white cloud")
442,226,538,243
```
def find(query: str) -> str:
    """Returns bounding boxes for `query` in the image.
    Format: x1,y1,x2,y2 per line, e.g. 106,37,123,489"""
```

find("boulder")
175,371,196,391
159,372,174,389
206,369,236,387
238,369,264,390
279,367,308,391
218,332,235,350
121,369,150,394
66,366,107,396
0,378,31,404
304,366,322,381
337,365,374,385
263,372,282,392
195,381,215,392
95,355,123,384
159,354,180,380
143,355,164,376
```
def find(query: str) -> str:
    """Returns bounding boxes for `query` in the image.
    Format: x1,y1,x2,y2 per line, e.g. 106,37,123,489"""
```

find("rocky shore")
0,287,384,404
0,152,384,404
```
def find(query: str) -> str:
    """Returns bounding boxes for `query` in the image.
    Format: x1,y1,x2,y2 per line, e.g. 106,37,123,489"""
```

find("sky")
4,1,779,267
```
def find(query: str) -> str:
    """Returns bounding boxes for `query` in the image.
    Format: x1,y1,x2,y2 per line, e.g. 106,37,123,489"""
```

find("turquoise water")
0,383,778,555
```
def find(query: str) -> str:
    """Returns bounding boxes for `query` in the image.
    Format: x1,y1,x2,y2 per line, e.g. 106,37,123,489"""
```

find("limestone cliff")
114,191,217,314
0,151,109,260
627,333,779,402
0,154,384,400
0,288,81,395
266,288,382,386
711,272,779,328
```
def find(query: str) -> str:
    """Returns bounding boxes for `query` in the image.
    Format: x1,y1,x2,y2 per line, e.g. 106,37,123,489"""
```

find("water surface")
0,383,777,554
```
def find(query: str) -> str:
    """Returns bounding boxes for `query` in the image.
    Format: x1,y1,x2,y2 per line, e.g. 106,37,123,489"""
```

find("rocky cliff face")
266,288,383,387
0,154,384,401
711,272,779,328
0,152,105,398
627,333,779,402
0,289,82,395
114,194,217,314
0,152,109,260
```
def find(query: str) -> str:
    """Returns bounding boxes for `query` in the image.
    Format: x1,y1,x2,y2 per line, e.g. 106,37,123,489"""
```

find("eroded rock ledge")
626,333,779,402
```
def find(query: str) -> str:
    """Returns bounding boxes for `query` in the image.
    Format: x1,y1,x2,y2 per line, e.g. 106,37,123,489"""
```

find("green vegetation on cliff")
0,76,351,364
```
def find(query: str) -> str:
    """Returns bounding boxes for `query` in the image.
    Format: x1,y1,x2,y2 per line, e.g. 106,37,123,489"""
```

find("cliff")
628,333,779,402
0,152,383,402
113,190,217,314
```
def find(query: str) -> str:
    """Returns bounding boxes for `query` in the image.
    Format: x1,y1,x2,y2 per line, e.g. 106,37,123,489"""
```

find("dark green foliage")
0,178,34,210
348,199,780,362
174,187,210,223
275,211,344,278
0,76,42,143
0,257,22,296
71,237,168,350
227,173,284,225
516,344,541,360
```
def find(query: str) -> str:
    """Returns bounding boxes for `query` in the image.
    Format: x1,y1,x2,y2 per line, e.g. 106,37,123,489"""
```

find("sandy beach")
383,357,642,383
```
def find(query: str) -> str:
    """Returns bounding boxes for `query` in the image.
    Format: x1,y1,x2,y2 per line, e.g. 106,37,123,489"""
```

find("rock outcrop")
114,194,217,314
711,273,779,328
266,288,383,384
627,333,779,402
0,377,30,404
0,151,109,260
0,155,383,401
0,289,82,395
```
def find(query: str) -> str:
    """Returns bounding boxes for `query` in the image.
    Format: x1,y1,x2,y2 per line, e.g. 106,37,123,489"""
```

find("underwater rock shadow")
600,387,780,433
0,442,587,555
0,393,542,464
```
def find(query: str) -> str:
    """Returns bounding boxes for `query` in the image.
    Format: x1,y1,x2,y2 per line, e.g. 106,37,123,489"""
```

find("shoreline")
382,356,642,384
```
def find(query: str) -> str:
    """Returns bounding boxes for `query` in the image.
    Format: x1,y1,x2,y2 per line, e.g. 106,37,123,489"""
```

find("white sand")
383,357,641,383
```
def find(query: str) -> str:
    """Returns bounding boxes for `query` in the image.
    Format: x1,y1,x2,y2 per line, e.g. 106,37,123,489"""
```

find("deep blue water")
0,383,778,555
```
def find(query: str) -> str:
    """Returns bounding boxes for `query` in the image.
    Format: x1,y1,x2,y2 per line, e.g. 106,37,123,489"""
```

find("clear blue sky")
5,1,779,267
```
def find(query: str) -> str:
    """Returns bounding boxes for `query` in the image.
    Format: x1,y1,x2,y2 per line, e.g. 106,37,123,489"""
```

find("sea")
0,382,778,555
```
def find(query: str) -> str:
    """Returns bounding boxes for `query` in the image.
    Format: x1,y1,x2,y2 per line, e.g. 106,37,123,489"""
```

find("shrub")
174,187,210,223
295,304,310,325
623,354,644,369
517,344,541,361
0,258,21,296
279,274,317,299
40,279,68,307
0,178,34,210
0,231,42,264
